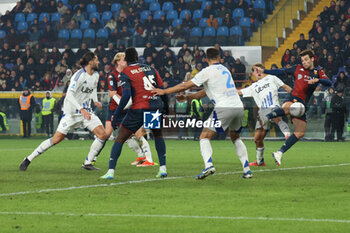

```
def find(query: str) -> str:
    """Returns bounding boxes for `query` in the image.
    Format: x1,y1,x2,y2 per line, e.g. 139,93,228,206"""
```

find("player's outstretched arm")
152,81,196,95
184,89,207,101
281,84,292,93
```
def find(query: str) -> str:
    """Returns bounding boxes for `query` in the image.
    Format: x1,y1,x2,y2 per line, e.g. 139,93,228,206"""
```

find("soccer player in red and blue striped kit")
256,49,332,166
100,47,169,179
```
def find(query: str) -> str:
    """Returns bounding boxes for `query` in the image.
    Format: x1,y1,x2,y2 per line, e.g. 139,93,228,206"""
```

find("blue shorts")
284,94,307,122
106,110,127,127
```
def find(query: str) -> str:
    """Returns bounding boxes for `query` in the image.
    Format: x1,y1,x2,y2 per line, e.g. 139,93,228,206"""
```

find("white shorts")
205,107,244,133
256,106,279,130
56,113,103,135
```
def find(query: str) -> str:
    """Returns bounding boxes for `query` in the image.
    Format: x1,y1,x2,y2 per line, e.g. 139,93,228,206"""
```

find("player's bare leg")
264,102,292,121
250,128,267,166
82,125,108,170
272,117,306,166
19,131,66,171
229,130,252,178
105,120,114,140
195,128,217,179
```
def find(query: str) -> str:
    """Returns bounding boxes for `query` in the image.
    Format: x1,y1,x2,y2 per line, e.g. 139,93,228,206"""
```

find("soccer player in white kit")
238,63,292,166
19,52,108,171
153,48,252,179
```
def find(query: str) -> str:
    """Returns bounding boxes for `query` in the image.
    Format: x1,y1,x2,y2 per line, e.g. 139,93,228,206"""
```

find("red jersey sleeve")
318,68,328,80
154,69,164,88
108,73,117,91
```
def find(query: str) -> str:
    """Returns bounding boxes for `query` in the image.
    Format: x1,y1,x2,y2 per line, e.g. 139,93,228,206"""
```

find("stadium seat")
153,10,164,20
17,22,28,31
83,29,95,47
111,3,121,13
162,2,173,12
80,20,90,30
51,12,62,23
140,10,151,22
188,27,202,45
239,17,251,40
216,26,229,45
199,18,208,28
89,12,100,21
102,11,113,23
201,27,216,46
0,30,6,39
86,4,97,13
149,2,160,12
217,17,222,26
15,13,25,23
58,29,69,47
179,10,191,20
39,12,50,22
26,13,37,23
145,0,155,3
70,29,82,48
254,0,266,18
192,9,203,22
172,19,182,27
166,10,178,22
58,29,70,40
230,25,242,45
201,1,212,9
232,8,244,23
96,28,109,46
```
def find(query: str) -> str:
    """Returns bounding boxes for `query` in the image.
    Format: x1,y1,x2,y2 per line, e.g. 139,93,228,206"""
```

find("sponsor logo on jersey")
81,86,94,93
255,83,270,94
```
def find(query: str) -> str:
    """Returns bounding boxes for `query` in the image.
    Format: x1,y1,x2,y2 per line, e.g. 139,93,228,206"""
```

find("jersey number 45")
143,75,156,90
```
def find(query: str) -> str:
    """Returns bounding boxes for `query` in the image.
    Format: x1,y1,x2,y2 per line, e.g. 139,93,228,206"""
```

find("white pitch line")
0,163,349,197
0,211,349,223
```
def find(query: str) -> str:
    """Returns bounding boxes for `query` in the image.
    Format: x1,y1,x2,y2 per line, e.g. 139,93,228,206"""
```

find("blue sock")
109,142,124,169
267,107,285,119
155,138,166,166
279,134,299,153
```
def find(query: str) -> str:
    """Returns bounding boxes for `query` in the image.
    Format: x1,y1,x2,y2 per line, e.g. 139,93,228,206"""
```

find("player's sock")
279,133,299,153
155,137,166,166
139,136,153,163
159,165,166,172
84,138,106,165
267,107,285,119
200,138,213,168
256,147,264,164
27,138,54,161
126,136,143,158
234,139,250,173
109,142,124,169
107,169,115,175
278,121,290,138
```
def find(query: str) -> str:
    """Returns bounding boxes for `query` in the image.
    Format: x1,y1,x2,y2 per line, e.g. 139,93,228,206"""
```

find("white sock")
159,165,166,172
27,138,54,161
107,169,115,175
200,139,213,168
139,136,153,163
84,138,105,165
126,136,144,158
234,139,250,173
278,121,290,138
256,147,264,164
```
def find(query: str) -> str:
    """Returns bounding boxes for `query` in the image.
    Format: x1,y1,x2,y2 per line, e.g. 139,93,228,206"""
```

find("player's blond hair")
251,63,265,71
112,52,125,65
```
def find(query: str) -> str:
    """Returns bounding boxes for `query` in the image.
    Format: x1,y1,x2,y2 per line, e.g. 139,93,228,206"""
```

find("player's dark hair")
125,47,139,63
80,52,95,67
300,49,314,59
206,48,220,60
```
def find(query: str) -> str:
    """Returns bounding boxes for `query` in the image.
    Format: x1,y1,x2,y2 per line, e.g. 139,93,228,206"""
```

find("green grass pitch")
0,138,350,233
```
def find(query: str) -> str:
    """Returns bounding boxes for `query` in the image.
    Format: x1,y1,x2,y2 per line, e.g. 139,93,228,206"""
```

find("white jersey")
63,68,99,115
241,75,284,109
191,64,243,108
